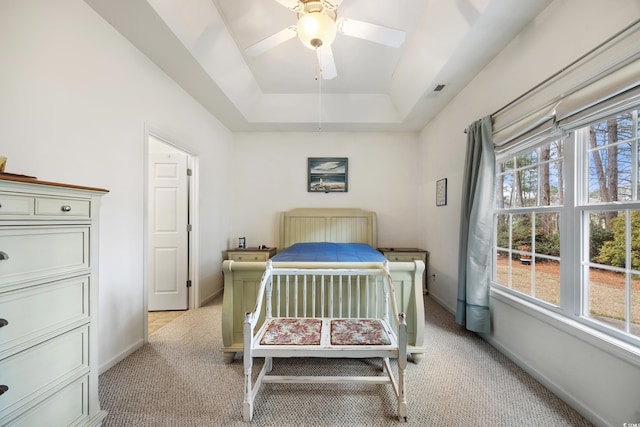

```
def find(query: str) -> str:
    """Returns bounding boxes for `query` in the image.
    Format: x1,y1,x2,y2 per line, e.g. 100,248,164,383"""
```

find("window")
494,140,564,308
493,108,640,345
579,109,640,340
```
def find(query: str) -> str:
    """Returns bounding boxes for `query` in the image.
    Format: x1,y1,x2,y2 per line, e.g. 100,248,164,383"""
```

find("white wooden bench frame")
243,260,408,422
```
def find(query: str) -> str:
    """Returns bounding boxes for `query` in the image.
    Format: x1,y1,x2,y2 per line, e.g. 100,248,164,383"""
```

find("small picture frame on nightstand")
436,178,447,206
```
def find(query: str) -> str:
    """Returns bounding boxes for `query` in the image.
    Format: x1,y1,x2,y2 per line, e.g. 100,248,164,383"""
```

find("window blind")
492,19,640,154
557,62,640,131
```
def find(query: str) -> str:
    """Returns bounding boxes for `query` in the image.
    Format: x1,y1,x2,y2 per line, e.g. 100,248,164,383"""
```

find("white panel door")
148,152,188,311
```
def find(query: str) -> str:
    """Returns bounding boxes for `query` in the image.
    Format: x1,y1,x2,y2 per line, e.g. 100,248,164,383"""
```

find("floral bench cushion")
260,318,322,345
259,318,391,346
331,319,391,345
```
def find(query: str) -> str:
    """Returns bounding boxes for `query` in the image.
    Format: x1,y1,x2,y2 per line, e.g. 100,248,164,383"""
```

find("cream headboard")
279,208,377,250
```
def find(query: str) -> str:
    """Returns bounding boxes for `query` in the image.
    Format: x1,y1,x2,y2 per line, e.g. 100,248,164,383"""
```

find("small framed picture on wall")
436,178,447,206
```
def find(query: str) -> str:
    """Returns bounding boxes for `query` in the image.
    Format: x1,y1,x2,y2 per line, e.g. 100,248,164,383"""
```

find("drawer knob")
0,319,7,328
0,385,8,396
0,251,8,261
61,205,72,212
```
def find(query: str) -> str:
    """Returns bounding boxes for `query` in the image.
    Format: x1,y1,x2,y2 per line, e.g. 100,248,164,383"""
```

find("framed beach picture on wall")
308,157,348,192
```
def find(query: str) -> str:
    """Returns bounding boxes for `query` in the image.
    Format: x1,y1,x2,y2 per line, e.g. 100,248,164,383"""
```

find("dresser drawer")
35,197,90,218
0,193,91,218
227,248,276,262
228,252,270,261
0,326,88,418
0,277,89,357
0,194,32,216
3,376,89,427
0,227,89,287
386,254,425,262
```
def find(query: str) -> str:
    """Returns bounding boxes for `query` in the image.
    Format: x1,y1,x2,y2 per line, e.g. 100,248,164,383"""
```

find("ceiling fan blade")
245,26,297,57
324,0,345,8
338,18,406,48
317,46,337,80
272,0,300,10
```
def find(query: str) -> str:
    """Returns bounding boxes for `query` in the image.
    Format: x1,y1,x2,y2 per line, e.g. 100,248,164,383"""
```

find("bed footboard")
221,259,425,364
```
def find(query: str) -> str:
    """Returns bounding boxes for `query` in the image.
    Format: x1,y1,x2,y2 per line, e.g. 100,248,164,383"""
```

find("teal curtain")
456,116,495,333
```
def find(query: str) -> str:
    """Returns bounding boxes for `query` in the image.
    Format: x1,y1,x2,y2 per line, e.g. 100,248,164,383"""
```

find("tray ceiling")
85,0,552,131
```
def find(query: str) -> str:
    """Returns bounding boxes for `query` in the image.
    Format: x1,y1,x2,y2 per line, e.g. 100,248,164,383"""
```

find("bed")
221,208,426,363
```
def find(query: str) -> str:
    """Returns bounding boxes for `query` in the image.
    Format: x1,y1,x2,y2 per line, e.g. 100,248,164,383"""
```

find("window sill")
490,286,640,369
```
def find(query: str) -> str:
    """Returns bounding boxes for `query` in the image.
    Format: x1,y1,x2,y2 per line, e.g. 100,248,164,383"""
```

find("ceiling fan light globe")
297,12,336,50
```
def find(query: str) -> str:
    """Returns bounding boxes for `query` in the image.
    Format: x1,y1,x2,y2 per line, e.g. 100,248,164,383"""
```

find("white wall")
419,1,640,426
231,131,421,249
0,0,233,371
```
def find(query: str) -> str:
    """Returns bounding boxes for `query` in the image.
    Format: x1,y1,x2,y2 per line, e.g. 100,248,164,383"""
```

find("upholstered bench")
242,261,408,422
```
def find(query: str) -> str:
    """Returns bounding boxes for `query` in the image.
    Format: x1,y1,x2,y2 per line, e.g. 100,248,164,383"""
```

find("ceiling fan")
245,0,406,80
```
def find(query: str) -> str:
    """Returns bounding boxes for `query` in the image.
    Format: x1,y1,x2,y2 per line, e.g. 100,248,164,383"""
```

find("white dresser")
0,175,108,426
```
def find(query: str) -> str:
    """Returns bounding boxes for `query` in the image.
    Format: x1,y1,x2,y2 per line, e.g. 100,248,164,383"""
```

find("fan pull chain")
316,48,323,131
318,67,323,131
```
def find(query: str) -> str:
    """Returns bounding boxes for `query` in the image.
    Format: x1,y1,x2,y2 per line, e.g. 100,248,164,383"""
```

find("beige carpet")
99,295,592,426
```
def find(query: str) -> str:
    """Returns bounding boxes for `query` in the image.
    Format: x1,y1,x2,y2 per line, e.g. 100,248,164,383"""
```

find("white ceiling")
84,0,552,132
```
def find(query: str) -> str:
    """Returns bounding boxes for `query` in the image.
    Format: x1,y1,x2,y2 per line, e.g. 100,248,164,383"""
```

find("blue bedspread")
271,242,386,262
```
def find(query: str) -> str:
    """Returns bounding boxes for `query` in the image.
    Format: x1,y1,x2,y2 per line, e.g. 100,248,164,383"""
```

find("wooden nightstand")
227,247,277,262
378,248,429,294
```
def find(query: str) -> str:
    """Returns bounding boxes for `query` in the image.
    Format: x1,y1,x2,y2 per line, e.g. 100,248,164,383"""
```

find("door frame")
143,125,199,342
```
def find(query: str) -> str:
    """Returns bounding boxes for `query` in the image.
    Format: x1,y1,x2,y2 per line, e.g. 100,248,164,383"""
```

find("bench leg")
243,401,254,422
243,357,254,422
243,317,254,421
398,314,408,421
398,356,407,421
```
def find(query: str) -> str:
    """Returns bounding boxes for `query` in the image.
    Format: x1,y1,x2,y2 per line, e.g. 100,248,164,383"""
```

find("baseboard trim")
99,338,144,375
482,333,607,426
427,292,455,315
199,287,223,307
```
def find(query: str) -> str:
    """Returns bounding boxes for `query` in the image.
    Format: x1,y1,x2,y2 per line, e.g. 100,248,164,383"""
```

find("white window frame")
493,109,640,351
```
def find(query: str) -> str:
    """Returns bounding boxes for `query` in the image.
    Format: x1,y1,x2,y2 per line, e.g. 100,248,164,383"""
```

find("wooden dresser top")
0,173,109,193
